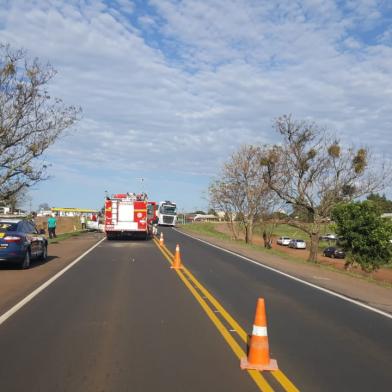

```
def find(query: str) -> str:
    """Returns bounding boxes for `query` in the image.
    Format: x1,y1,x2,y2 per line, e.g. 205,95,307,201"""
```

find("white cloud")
0,0,391,209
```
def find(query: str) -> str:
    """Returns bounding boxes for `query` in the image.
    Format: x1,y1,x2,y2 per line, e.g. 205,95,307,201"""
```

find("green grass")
180,222,230,241
254,223,335,239
255,223,308,239
48,230,84,244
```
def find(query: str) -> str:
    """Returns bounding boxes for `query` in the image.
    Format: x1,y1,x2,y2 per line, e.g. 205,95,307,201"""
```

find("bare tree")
209,145,275,244
209,179,240,240
38,202,50,211
0,43,81,201
2,186,29,213
261,114,388,262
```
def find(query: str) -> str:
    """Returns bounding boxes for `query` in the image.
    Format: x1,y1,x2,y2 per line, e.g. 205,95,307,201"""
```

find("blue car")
0,219,48,269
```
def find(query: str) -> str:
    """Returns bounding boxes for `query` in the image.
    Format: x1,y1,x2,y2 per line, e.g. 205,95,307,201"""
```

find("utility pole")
136,177,145,193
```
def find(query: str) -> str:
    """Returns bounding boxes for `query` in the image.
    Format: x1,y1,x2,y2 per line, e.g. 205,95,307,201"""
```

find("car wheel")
331,253,335,259
41,245,48,261
20,250,31,269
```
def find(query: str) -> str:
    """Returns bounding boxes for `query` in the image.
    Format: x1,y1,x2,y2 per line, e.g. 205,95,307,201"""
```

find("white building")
0,206,11,215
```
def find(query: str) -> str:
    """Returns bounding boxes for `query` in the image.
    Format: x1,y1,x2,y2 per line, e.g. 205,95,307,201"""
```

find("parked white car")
288,239,306,249
320,233,337,241
86,220,104,232
277,236,291,246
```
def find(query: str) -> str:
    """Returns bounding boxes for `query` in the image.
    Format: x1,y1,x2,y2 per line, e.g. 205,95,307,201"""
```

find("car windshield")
160,205,176,215
0,222,18,232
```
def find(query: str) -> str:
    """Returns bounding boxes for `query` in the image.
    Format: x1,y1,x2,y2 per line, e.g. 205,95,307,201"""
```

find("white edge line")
0,237,106,326
174,228,392,320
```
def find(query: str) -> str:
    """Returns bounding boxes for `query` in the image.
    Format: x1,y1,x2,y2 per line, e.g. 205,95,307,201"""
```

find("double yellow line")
153,238,299,392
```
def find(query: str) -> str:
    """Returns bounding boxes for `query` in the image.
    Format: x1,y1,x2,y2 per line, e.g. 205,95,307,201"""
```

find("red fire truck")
104,193,157,240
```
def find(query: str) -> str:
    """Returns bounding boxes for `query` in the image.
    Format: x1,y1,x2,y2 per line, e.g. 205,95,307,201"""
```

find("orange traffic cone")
171,244,183,269
159,232,164,246
240,298,278,371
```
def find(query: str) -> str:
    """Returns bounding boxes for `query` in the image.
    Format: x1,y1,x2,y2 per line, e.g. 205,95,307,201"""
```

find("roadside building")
51,207,98,217
0,206,11,215
193,214,220,222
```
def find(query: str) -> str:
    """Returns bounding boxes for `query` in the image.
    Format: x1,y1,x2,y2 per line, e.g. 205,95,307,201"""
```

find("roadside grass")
253,223,335,239
180,222,230,241
179,222,392,288
48,230,85,244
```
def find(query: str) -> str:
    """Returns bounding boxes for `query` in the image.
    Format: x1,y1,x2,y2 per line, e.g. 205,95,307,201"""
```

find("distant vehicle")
104,193,156,240
323,247,345,259
86,220,104,232
0,219,48,269
320,233,338,241
288,239,306,249
277,236,291,246
157,201,177,226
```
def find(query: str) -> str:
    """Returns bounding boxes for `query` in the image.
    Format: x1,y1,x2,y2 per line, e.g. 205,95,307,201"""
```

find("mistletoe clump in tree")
261,115,387,263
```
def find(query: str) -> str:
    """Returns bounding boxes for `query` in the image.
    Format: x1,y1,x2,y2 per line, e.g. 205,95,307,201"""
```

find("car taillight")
4,236,22,243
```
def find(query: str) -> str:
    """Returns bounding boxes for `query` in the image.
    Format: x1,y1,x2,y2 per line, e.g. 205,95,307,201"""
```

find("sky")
0,0,391,212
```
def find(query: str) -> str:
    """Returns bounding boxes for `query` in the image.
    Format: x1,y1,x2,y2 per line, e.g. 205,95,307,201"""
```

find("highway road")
0,227,391,391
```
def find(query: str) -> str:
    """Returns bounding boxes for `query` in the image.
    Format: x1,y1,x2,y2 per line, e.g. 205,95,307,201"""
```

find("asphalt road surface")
0,227,391,391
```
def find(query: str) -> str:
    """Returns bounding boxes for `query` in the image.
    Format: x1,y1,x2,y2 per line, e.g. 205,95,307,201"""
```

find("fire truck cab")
104,193,156,240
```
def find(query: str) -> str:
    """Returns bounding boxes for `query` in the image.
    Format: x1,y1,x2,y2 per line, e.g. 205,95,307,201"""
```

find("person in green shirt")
47,215,57,239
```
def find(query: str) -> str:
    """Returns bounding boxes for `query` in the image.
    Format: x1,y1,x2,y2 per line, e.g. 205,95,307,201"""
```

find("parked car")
0,219,48,269
277,236,291,246
323,247,345,259
288,239,306,249
86,220,104,232
320,233,337,241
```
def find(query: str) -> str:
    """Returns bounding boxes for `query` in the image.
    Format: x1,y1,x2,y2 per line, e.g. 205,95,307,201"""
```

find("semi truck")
157,201,177,226
104,193,156,240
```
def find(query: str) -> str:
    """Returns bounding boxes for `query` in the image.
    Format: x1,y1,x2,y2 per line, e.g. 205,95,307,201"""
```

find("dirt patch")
213,222,392,285
35,216,82,234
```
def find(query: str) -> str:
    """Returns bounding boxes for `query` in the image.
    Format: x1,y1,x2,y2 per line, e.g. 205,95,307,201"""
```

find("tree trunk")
245,219,253,244
262,230,268,247
227,218,238,240
307,232,319,262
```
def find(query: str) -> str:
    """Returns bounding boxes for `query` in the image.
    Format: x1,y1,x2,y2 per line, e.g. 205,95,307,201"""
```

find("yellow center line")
153,239,300,392
153,239,274,392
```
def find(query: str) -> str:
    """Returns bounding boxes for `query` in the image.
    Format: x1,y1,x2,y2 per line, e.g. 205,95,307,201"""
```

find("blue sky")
0,0,391,211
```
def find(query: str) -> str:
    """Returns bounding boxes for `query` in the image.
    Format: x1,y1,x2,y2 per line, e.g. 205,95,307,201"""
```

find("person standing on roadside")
47,214,57,239
80,214,86,230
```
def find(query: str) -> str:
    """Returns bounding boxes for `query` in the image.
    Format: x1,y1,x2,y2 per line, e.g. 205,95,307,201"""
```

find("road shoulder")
176,228,392,315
